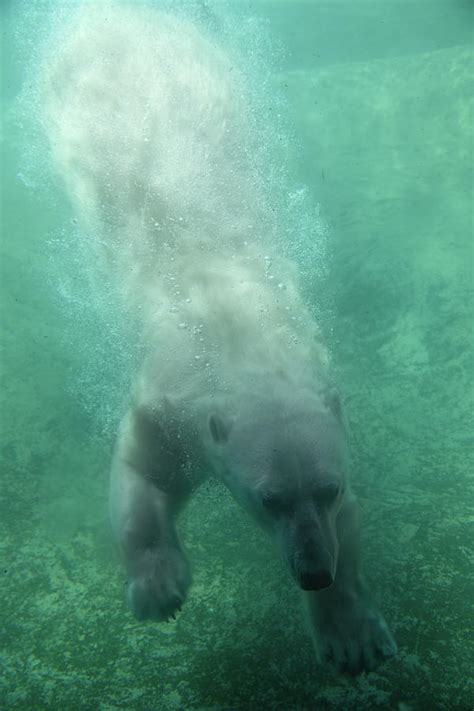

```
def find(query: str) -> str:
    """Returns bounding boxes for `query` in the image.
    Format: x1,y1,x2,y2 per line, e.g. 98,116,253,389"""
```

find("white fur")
40,4,397,673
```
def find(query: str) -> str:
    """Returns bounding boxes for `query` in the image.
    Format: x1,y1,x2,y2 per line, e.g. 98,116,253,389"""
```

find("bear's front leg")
304,494,397,674
110,404,196,621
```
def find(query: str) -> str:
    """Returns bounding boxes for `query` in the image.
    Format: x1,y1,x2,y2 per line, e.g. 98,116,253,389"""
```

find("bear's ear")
324,387,344,424
208,413,232,444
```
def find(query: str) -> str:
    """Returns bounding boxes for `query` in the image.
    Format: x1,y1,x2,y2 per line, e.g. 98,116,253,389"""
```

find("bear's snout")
286,506,339,591
298,569,334,591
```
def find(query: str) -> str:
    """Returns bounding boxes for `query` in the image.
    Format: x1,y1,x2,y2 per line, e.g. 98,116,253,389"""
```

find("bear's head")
209,387,349,591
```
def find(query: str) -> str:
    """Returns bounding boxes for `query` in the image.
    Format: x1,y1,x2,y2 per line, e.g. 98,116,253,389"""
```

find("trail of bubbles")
13,0,330,432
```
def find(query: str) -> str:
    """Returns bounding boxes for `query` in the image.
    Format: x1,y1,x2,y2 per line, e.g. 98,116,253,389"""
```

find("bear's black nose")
299,570,334,591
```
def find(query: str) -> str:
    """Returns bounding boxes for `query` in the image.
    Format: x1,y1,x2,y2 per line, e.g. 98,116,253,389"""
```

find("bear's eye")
261,493,287,514
317,483,341,505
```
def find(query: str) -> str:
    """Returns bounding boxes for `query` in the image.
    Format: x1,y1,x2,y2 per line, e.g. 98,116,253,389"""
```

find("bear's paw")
126,544,191,622
315,590,397,675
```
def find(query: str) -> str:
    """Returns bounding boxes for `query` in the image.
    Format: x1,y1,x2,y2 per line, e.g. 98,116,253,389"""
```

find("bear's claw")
126,545,191,622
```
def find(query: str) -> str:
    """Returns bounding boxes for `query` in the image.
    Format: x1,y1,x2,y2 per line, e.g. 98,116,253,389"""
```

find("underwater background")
1,0,473,709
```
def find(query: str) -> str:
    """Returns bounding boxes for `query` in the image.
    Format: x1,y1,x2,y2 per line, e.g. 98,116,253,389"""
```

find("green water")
1,1,473,709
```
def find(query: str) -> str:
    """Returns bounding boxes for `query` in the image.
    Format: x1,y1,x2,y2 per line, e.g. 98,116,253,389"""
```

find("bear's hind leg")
110,403,200,621
304,495,397,674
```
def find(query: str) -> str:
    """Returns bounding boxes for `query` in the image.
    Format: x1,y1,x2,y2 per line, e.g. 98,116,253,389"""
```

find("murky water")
1,1,473,708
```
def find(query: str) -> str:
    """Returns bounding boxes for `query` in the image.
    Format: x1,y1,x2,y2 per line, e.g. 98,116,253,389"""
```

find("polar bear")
42,2,397,674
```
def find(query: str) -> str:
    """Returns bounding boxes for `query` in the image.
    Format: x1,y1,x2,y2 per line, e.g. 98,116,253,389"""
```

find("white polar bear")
42,2,397,674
